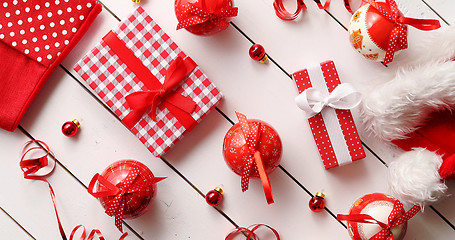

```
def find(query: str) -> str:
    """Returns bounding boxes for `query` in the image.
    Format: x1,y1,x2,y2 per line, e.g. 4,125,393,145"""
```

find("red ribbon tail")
88,174,120,198
254,151,274,204
398,17,441,31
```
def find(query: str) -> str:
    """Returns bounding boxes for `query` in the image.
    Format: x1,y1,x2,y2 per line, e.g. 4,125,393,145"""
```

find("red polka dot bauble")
345,193,407,240
175,0,237,36
223,119,282,177
97,160,158,219
348,3,404,62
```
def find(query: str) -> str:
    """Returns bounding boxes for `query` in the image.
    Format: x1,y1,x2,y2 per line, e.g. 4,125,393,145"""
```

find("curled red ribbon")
20,140,127,240
236,112,274,204
364,0,440,65
102,31,198,130
225,224,280,240
273,0,330,21
88,170,166,232
176,4,238,30
337,200,421,240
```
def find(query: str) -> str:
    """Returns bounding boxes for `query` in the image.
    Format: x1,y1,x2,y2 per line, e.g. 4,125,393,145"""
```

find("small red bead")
309,193,325,212
205,189,223,206
62,119,80,137
249,44,267,63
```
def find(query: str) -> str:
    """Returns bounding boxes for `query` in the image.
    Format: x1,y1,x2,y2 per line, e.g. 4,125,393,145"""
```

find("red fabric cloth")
0,0,102,131
392,110,455,179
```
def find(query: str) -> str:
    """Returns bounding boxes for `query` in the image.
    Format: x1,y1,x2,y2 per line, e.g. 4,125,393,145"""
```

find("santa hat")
361,25,455,207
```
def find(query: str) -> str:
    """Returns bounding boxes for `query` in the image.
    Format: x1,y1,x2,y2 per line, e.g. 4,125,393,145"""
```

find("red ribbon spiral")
273,0,330,21
225,224,280,240
337,200,421,240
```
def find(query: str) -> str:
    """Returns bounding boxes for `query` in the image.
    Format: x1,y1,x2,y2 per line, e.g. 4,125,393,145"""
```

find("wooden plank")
0,208,34,240
423,0,455,25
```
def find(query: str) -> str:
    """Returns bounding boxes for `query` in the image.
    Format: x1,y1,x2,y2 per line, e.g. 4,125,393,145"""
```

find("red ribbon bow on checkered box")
102,31,198,130
88,167,166,232
337,200,421,240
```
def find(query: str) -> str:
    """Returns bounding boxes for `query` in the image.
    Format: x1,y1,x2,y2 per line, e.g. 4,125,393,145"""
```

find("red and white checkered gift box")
74,7,223,157
292,61,365,169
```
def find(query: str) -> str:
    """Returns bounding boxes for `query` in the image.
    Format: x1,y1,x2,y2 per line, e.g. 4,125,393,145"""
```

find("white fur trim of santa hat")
361,60,455,140
360,26,455,141
388,148,447,208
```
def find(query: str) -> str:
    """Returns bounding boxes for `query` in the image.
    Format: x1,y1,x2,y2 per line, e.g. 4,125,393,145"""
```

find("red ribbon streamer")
236,112,274,204
273,0,330,21
337,200,421,240
176,4,238,30
20,140,127,240
102,31,198,130
225,224,280,240
88,170,166,232
69,225,128,240
364,0,440,65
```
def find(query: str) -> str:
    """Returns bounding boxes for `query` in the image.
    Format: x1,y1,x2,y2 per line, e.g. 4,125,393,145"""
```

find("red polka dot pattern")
0,0,99,66
292,60,365,169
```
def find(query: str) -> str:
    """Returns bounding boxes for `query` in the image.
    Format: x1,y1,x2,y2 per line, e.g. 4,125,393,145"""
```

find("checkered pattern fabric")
74,7,223,157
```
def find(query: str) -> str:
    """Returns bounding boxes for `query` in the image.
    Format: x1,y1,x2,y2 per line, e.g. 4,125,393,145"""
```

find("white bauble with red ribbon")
344,193,408,240
348,3,402,63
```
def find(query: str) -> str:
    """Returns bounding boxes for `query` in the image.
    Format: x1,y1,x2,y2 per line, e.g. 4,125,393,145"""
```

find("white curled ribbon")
295,83,361,118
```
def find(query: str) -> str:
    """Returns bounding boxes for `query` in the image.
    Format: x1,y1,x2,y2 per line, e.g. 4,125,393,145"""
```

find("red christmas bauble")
175,0,235,36
348,2,404,62
223,119,282,177
97,160,157,219
205,187,223,206
309,192,325,212
249,44,268,63
61,119,80,137
346,193,407,240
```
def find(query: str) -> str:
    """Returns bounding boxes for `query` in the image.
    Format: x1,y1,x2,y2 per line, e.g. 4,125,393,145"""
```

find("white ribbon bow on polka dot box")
74,7,223,157
292,61,365,169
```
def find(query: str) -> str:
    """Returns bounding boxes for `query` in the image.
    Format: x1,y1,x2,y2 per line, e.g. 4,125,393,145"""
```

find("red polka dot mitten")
0,0,101,131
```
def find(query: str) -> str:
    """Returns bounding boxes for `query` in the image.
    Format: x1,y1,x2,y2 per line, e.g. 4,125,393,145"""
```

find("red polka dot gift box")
0,0,102,131
73,7,223,157
292,61,365,169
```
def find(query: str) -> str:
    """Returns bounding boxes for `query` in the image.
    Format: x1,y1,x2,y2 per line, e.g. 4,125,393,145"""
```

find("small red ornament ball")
249,44,268,63
309,192,325,212
62,119,80,137
205,187,223,206
97,160,158,219
175,0,235,36
223,119,282,177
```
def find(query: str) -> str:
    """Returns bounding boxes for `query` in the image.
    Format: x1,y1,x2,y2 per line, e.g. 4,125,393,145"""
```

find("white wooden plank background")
1,0,455,239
